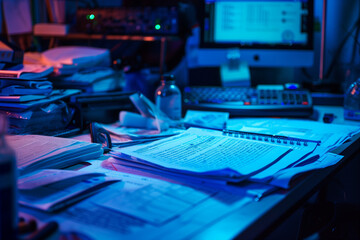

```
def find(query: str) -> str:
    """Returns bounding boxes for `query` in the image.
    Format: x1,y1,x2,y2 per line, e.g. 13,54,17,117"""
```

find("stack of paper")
226,118,360,188
110,125,358,189
110,128,321,184
6,134,103,175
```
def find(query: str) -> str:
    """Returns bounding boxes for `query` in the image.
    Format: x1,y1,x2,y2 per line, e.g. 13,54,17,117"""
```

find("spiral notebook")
222,129,321,147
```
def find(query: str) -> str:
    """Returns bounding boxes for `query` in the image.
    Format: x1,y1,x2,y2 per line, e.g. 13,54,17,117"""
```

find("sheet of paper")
97,181,212,225
117,128,292,177
249,142,321,181
269,152,344,188
18,169,104,190
41,160,253,240
19,174,119,212
184,110,229,130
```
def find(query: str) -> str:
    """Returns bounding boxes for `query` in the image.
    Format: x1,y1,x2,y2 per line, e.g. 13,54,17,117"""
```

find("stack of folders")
111,124,360,189
0,64,55,102
6,134,103,176
0,64,81,134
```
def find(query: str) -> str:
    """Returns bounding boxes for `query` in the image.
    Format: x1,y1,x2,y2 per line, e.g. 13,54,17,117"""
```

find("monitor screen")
193,0,314,67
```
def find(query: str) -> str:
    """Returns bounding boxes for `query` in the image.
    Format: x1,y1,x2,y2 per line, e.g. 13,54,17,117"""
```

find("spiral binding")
222,129,321,146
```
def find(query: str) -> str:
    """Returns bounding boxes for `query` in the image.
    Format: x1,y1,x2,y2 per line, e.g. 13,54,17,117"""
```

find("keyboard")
183,86,313,117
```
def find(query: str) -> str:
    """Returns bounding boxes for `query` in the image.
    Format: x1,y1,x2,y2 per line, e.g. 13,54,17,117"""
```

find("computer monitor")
193,0,314,68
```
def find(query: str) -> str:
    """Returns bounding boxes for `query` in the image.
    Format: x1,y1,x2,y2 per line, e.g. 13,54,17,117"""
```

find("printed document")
18,169,119,211
113,128,293,181
43,160,253,240
6,134,103,175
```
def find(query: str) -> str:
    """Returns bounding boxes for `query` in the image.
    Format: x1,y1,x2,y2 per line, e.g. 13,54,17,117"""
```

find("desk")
18,106,360,240
193,106,360,239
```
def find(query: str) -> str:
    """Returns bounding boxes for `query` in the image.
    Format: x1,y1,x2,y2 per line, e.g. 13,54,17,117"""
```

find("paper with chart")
46,160,253,240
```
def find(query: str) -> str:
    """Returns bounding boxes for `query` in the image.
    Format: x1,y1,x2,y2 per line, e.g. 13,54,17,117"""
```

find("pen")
26,221,58,240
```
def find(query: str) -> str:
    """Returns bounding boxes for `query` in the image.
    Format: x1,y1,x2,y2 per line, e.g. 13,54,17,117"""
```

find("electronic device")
190,0,314,67
76,7,179,35
183,86,313,117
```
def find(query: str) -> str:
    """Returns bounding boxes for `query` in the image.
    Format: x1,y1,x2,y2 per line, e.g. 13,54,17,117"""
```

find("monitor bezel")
199,0,314,51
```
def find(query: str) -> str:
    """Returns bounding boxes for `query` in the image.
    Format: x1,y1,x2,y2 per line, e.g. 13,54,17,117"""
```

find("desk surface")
192,106,360,239
19,105,360,240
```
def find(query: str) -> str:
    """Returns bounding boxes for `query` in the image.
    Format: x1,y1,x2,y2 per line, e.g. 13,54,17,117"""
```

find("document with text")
112,128,294,182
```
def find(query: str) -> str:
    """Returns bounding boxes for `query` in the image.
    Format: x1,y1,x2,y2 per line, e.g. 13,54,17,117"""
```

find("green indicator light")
89,14,95,20
155,24,161,30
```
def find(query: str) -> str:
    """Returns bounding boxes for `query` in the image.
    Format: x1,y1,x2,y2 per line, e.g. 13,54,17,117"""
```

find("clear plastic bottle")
344,78,360,121
155,74,182,120
0,114,18,240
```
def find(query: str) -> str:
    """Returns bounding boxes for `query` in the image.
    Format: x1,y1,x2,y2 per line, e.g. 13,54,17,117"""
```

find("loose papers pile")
111,121,360,189
6,134,103,175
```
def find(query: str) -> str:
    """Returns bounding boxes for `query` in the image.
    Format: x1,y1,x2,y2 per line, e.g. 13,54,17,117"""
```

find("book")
0,64,54,79
6,134,103,175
